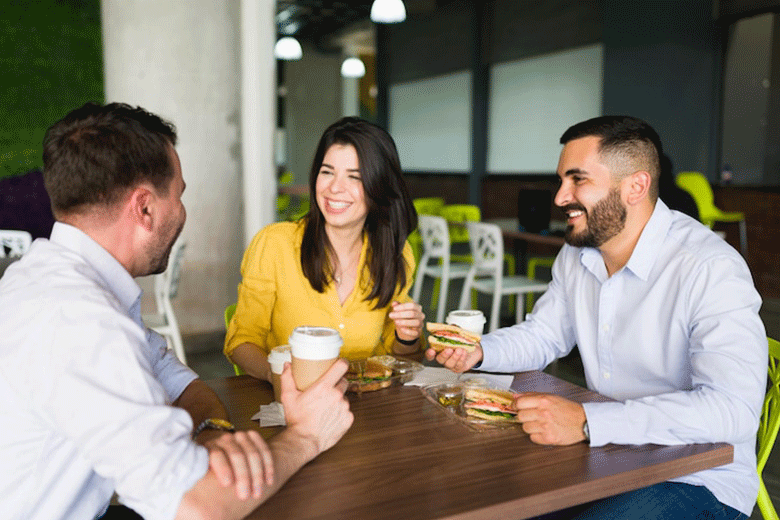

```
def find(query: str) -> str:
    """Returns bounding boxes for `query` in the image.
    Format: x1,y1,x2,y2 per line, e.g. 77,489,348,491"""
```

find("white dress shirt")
0,223,208,520
480,200,766,515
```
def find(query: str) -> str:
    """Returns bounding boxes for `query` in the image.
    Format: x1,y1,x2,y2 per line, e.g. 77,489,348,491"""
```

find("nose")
554,180,571,208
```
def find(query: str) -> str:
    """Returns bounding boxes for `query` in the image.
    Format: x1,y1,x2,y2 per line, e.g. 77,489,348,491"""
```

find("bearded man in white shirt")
428,115,766,519
0,102,353,520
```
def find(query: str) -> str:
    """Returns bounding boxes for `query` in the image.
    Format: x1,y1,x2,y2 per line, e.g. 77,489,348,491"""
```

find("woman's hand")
389,301,425,352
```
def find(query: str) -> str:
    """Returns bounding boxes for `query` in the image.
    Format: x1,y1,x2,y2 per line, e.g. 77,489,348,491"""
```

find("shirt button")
603,371,611,379
602,324,609,332
339,323,345,329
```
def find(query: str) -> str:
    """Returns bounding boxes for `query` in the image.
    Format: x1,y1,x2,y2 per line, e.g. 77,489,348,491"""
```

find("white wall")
102,0,275,340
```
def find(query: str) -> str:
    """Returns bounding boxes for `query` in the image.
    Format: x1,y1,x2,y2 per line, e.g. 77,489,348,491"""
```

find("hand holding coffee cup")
289,326,344,391
268,345,292,401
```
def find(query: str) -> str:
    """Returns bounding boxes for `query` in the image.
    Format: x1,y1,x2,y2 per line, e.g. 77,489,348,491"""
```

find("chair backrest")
413,197,445,216
440,204,481,244
418,215,451,262
466,222,504,276
224,303,237,329
154,239,187,309
758,337,780,475
0,230,32,258
675,172,717,222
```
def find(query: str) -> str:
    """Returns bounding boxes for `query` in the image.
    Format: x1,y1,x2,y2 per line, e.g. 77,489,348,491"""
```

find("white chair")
459,222,549,332
143,239,187,364
0,230,32,258
412,215,472,323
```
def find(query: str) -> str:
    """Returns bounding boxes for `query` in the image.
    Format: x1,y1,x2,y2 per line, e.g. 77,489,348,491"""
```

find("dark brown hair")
560,115,662,201
43,102,177,216
301,117,417,309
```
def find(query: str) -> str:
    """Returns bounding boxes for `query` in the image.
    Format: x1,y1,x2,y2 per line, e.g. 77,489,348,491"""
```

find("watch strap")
193,418,236,439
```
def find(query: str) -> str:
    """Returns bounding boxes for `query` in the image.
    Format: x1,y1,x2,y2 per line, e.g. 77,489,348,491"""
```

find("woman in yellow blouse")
225,117,425,381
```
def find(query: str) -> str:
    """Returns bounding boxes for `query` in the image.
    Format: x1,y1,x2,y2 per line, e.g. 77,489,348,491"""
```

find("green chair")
757,337,780,520
675,171,747,256
409,197,446,265
525,256,555,316
224,304,245,376
439,204,516,313
276,171,294,220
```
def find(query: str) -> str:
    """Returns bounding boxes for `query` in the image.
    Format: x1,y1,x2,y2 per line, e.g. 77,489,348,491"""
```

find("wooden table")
205,372,732,520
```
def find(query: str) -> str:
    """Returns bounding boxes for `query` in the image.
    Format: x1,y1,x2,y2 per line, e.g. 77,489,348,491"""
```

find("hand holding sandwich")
513,392,587,445
424,322,484,373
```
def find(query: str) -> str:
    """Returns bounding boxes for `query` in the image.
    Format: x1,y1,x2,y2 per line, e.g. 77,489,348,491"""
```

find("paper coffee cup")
445,310,486,335
289,326,343,391
268,345,292,402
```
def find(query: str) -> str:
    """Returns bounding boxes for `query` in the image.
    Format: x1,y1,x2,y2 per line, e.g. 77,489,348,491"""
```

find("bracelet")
395,332,419,346
193,418,236,439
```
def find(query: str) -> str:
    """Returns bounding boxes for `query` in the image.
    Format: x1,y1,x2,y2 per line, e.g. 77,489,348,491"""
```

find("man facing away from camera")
430,115,766,519
0,102,353,520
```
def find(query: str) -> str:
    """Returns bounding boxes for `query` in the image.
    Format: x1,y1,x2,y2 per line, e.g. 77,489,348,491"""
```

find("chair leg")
436,275,450,324
739,219,748,258
489,291,501,332
757,476,779,520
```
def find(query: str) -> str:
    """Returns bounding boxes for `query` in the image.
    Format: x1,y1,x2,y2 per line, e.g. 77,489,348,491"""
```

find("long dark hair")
301,117,417,309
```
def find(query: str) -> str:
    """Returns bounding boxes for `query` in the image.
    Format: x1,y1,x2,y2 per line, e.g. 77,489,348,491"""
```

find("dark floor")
185,285,780,519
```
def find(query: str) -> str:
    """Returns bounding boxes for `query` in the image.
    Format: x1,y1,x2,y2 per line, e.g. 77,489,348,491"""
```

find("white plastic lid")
446,310,486,334
288,326,343,360
268,345,292,373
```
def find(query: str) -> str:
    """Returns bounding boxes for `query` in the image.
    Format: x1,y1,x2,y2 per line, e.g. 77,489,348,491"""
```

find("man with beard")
428,116,765,519
0,102,353,520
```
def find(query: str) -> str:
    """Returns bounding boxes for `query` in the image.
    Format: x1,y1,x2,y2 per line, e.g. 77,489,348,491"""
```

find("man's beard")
563,186,627,248
146,217,185,276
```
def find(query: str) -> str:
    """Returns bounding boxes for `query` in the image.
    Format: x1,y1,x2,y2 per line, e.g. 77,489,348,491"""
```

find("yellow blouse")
224,221,417,361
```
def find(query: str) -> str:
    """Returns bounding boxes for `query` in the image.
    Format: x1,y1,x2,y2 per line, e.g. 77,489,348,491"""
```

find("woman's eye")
349,175,362,181
319,170,333,176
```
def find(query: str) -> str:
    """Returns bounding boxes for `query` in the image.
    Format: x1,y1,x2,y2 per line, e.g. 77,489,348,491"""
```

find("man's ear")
625,170,651,206
128,186,155,232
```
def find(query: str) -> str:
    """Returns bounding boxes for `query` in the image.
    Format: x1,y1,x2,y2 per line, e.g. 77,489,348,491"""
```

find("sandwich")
426,322,480,352
463,387,518,422
347,357,394,392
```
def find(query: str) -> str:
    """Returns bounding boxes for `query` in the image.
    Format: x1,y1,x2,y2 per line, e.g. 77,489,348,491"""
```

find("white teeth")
328,201,350,209
568,210,583,218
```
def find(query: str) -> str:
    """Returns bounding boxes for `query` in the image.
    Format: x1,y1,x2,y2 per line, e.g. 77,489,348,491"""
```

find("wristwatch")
193,418,236,439
583,420,590,442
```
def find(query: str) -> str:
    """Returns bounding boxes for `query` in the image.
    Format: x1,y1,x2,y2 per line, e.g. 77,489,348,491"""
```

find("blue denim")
536,482,748,520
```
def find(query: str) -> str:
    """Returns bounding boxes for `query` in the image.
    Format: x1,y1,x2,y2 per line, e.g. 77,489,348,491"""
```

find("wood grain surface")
206,371,732,520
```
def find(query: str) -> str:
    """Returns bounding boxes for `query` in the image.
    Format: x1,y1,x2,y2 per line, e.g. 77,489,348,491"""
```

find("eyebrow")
320,163,361,173
561,168,588,177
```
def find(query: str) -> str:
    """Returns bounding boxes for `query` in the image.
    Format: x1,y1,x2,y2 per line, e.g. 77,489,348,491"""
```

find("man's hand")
280,359,353,454
196,429,274,501
425,343,484,373
513,392,587,445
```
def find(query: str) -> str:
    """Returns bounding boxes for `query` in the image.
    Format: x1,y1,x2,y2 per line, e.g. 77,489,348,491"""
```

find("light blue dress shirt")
480,200,766,515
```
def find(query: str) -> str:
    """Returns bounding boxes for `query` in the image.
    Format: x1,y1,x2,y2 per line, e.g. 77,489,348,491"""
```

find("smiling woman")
224,117,426,382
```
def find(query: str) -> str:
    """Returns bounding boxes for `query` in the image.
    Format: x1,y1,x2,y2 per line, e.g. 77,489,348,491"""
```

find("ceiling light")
341,57,366,78
370,0,406,24
274,36,302,60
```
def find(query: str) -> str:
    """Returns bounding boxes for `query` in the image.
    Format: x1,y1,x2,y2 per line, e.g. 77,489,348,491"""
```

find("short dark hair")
560,115,662,200
301,117,417,309
43,102,178,216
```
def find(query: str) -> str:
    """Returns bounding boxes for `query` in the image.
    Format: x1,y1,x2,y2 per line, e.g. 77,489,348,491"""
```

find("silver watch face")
583,422,590,440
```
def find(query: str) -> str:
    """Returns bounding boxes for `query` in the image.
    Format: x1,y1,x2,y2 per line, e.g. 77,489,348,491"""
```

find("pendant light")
370,0,406,24
274,36,303,60
341,57,366,78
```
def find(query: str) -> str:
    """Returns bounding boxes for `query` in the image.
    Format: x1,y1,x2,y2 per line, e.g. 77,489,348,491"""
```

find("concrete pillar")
102,0,276,340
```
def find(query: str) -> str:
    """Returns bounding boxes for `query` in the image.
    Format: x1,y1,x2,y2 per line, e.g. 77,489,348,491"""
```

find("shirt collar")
579,199,672,282
49,222,142,312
